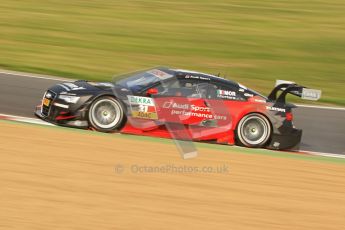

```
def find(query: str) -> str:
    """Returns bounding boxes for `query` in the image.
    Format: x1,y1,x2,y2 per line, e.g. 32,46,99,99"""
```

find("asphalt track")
0,71,344,155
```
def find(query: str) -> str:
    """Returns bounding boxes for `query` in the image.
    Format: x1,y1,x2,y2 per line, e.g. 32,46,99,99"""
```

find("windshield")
115,68,174,92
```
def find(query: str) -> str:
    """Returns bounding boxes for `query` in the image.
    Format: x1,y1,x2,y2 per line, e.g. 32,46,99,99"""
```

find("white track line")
299,150,345,159
0,69,73,82
0,113,54,126
0,113,344,159
296,104,345,111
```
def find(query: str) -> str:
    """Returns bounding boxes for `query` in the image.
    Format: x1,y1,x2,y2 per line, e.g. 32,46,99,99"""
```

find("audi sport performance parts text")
35,67,321,150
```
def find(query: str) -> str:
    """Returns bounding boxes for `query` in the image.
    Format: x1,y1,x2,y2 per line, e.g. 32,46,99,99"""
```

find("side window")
142,79,179,95
153,79,200,97
195,83,217,99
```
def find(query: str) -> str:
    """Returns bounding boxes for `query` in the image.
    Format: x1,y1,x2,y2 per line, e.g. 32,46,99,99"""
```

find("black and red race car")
35,67,321,150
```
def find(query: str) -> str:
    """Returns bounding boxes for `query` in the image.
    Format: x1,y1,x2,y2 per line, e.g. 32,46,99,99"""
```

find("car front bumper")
35,105,89,128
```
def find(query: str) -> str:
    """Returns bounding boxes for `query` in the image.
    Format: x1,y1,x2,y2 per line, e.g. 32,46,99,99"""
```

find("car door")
151,78,234,140
180,81,234,140
152,78,211,125
124,77,205,131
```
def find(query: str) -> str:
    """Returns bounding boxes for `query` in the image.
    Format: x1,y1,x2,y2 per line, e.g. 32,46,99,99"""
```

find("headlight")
58,95,80,104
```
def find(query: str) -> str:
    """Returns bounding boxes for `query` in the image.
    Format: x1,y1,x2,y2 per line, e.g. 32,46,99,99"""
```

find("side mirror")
146,88,158,96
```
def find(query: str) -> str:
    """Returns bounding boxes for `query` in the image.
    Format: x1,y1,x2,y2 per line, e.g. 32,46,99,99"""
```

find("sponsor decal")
302,88,322,101
171,110,213,119
191,105,211,112
45,92,53,99
162,101,227,121
147,69,172,80
128,96,158,120
162,101,189,110
184,75,210,81
266,106,286,112
129,96,154,106
254,99,266,103
161,100,227,120
162,101,173,108
88,82,114,87
53,102,69,109
43,98,50,107
169,109,227,121
58,83,85,91
217,90,236,96
63,83,86,91
185,75,197,79
273,142,280,148
173,69,219,80
244,93,254,97
238,83,247,90
199,76,210,81
216,89,237,100
131,111,158,119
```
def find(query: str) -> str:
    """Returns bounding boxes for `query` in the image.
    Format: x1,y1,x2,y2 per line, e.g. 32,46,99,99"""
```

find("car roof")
168,68,239,86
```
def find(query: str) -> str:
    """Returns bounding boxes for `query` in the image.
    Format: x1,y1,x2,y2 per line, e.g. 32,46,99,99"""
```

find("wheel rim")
90,99,122,129
239,116,270,146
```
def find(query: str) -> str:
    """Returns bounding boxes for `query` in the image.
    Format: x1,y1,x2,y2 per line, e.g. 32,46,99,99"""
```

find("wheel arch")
87,94,127,132
235,111,273,131
86,92,127,112
234,111,273,147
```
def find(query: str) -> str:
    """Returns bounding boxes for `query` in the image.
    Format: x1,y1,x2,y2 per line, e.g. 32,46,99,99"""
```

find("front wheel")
88,96,126,132
236,113,271,148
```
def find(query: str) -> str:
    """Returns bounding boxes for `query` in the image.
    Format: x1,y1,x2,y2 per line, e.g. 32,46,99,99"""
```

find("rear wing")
268,80,322,104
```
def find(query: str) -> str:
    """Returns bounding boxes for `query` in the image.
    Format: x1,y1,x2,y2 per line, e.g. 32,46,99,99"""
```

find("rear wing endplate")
268,80,321,103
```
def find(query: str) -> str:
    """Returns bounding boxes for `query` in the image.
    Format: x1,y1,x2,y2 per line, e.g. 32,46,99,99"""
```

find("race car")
35,67,321,150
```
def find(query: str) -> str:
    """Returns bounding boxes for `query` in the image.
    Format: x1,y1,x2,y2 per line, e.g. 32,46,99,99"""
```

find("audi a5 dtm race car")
35,67,321,150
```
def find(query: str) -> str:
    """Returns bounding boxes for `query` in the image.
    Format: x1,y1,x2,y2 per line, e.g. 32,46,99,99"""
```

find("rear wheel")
236,113,271,148
88,96,126,132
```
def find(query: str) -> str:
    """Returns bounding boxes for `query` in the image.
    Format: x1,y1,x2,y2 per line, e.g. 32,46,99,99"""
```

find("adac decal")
128,96,158,120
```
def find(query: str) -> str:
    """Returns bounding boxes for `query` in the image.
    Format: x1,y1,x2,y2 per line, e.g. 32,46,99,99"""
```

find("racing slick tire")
88,96,126,132
236,113,271,148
